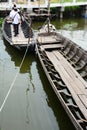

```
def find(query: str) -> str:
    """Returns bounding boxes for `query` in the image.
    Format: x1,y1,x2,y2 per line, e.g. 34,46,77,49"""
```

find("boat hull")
36,30,87,130
2,17,36,52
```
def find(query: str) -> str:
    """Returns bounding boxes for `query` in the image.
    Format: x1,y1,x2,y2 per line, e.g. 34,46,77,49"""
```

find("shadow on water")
3,38,36,73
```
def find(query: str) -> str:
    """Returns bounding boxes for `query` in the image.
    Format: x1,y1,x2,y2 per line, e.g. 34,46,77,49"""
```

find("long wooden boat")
36,23,87,130
2,17,36,51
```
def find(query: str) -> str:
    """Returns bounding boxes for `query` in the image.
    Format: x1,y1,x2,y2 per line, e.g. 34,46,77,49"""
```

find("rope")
0,27,31,113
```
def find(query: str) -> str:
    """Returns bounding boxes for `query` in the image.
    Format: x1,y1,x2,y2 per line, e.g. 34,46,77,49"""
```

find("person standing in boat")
9,4,18,18
9,7,21,37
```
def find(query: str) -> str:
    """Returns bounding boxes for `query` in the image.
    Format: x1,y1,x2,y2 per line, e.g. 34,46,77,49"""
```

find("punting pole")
47,0,50,33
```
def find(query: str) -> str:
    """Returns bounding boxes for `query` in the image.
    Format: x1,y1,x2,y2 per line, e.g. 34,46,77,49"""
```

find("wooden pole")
38,0,40,14
47,0,50,33
9,0,12,4
48,0,50,15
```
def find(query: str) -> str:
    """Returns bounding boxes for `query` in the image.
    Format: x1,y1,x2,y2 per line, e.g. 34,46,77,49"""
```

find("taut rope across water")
0,36,31,113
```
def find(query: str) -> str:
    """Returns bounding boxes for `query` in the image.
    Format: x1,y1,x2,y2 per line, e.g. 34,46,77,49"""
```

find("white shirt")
10,10,20,24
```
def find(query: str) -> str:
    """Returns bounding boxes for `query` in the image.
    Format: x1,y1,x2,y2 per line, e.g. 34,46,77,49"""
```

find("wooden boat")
2,17,36,51
36,22,87,130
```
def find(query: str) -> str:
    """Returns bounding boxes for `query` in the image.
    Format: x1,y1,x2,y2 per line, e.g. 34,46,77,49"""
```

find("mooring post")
28,0,31,5
82,5,87,18
9,0,12,4
9,0,12,9
60,6,64,19
73,0,76,3
84,5,87,18
45,0,48,6
56,7,59,18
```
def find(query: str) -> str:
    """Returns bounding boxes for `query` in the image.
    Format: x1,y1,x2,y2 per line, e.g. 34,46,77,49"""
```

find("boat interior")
37,31,87,130
4,19,34,45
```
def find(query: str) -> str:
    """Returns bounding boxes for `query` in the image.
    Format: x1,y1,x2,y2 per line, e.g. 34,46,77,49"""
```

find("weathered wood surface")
36,28,87,129
37,34,61,44
11,24,29,45
24,12,51,18
45,50,87,119
40,44,63,50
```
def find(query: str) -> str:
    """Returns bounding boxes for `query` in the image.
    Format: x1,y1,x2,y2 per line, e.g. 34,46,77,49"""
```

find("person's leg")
15,24,18,36
16,24,19,35
13,24,16,36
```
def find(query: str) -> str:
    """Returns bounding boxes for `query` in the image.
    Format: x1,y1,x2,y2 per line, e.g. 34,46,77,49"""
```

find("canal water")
0,18,87,130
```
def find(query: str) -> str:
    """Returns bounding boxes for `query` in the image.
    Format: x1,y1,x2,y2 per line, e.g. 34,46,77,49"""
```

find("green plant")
0,18,3,25
65,5,79,10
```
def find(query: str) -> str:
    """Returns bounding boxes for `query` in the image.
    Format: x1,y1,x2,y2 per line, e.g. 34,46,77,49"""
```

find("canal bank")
0,1,87,18
0,6,85,19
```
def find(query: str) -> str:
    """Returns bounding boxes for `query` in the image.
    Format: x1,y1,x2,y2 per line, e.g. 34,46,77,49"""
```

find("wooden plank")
11,24,28,45
42,44,63,49
53,50,87,94
47,51,84,94
46,51,87,119
78,94,87,108
37,35,61,44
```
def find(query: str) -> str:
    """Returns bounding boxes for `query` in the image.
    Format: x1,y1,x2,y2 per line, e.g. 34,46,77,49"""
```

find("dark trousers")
13,24,19,36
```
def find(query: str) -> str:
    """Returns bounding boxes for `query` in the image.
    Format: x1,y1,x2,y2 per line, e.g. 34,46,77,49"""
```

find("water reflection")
83,19,87,37
50,18,87,30
2,36,75,130
52,18,87,50
4,40,36,90
3,39,36,127
3,40,35,73
33,18,87,51
26,84,30,124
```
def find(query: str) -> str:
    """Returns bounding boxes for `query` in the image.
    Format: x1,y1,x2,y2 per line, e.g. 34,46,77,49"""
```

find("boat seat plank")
41,44,63,50
37,35,61,44
46,51,87,119
11,24,29,45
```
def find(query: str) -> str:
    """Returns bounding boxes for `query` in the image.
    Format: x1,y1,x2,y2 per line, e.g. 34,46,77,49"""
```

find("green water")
33,18,87,49
0,18,87,130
